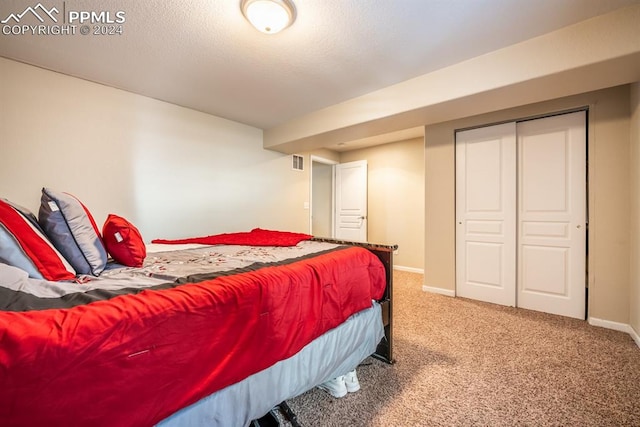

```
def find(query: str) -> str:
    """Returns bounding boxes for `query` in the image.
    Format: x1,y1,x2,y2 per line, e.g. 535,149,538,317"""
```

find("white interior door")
456,123,517,306
335,160,367,242
517,111,586,319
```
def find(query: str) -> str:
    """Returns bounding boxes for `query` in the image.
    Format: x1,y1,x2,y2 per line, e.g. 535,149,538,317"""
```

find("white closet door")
456,123,517,306
517,111,586,319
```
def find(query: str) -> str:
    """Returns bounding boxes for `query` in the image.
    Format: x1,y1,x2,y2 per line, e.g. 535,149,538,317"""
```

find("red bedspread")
0,246,385,427
151,228,312,247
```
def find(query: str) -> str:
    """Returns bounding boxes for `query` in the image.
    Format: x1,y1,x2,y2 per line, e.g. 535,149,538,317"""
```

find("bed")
0,209,395,427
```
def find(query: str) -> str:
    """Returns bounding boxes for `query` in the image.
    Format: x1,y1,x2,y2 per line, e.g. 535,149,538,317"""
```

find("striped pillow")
38,188,108,276
0,199,76,281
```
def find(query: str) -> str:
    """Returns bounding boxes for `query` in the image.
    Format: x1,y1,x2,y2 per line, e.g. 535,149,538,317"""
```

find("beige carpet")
278,271,640,426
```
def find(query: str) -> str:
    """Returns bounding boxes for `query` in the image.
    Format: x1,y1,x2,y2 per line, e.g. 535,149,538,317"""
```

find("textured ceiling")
1,0,638,133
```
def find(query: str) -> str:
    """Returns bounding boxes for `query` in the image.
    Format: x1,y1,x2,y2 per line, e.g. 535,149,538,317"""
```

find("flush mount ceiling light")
241,0,296,34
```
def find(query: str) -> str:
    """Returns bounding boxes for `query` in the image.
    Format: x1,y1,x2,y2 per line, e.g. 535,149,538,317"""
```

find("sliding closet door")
517,111,586,319
455,123,517,306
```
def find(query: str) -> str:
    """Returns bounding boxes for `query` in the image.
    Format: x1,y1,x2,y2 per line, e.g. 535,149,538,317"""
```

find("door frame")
309,155,338,237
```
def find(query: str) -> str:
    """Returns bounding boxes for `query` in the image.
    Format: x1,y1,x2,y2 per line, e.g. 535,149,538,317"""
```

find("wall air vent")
292,154,304,171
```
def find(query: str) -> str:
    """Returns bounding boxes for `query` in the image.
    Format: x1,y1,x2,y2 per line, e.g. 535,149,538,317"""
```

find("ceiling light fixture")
241,0,296,34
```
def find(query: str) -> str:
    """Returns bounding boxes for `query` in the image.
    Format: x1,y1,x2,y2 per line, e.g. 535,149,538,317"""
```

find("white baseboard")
588,317,640,348
422,285,455,297
393,265,424,274
588,317,631,333
630,326,640,348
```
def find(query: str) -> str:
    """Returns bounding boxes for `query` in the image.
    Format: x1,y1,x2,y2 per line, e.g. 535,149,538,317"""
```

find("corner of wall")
629,81,640,335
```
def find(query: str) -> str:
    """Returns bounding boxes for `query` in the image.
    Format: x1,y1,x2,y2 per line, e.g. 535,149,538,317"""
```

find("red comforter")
0,246,385,426
151,228,313,247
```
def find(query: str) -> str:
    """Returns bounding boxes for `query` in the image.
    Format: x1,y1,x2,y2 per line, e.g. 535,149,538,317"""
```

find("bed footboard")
311,238,396,364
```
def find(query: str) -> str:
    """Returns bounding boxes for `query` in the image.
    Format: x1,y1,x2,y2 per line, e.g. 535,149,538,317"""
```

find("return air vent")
292,154,304,171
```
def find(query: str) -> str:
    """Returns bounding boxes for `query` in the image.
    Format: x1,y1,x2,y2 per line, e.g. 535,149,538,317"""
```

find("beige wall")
630,82,640,336
425,85,631,324
341,138,424,270
0,58,310,240
309,148,340,164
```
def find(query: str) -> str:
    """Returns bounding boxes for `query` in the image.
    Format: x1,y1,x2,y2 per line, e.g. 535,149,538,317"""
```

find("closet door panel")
456,123,517,306
517,111,586,319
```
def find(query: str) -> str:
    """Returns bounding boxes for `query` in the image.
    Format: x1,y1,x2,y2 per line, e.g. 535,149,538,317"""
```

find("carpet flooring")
277,271,640,426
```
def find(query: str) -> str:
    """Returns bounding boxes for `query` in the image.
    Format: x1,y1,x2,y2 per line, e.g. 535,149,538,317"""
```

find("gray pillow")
38,188,108,276
0,223,44,279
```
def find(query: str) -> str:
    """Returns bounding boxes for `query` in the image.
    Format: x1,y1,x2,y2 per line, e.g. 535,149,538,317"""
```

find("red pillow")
102,214,146,267
0,199,76,281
